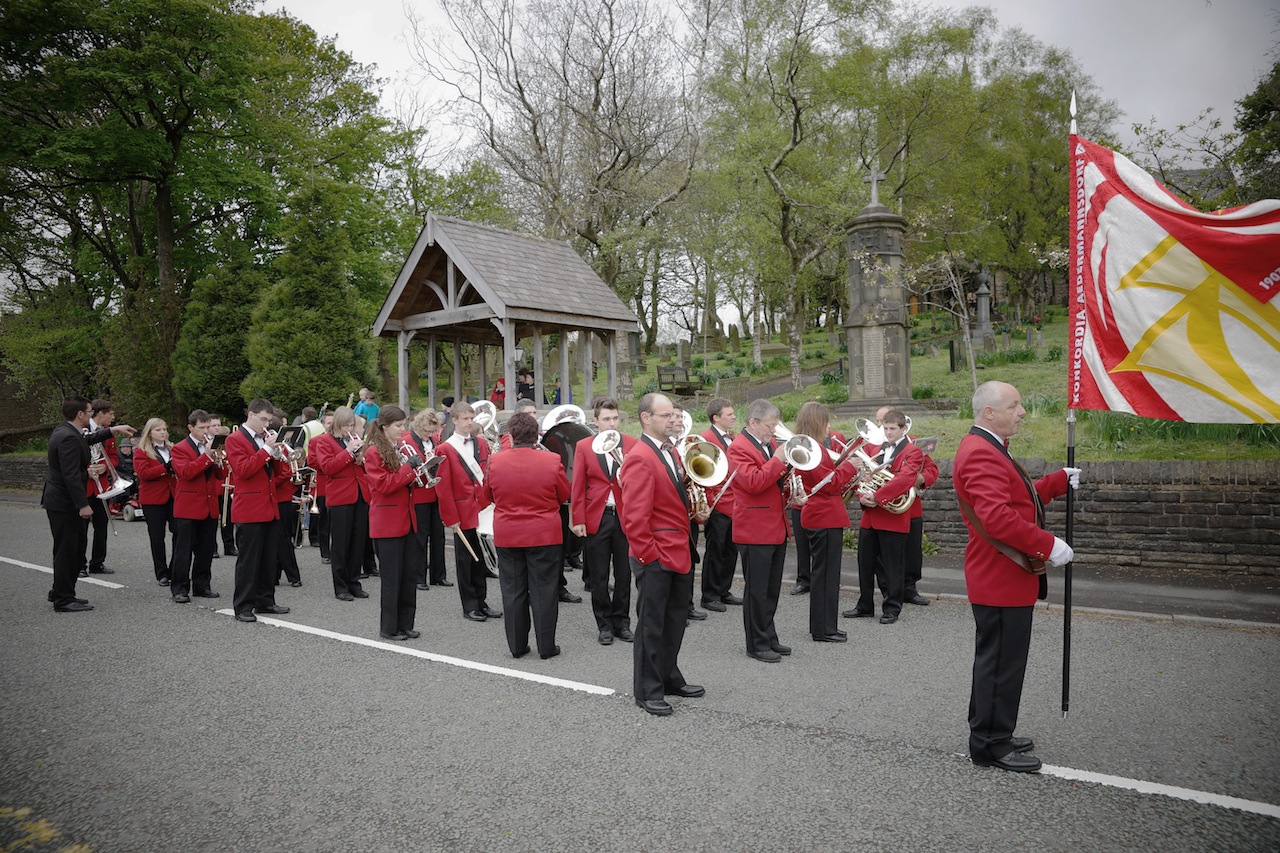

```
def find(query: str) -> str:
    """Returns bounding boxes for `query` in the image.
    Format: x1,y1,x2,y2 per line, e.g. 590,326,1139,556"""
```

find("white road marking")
215,609,615,696
1,555,125,589
1039,763,1280,820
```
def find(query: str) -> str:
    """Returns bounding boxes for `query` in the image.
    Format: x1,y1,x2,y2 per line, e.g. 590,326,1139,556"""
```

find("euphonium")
681,439,728,518
846,447,916,514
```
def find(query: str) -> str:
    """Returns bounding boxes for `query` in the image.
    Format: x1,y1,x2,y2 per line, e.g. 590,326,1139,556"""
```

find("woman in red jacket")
795,402,859,643
481,412,570,660
401,408,445,591
364,405,421,641
134,417,177,585
312,407,371,602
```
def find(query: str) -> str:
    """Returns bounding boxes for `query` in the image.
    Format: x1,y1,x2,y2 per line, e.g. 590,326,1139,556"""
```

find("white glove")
1062,467,1081,490
1048,536,1074,567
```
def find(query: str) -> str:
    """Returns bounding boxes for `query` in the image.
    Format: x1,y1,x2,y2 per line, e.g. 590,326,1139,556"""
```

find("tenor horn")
472,400,499,445
591,429,626,469
781,433,821,503
681,439,728,518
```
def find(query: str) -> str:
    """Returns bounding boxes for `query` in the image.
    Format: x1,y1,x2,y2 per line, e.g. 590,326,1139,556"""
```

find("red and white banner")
1068,135,1280,423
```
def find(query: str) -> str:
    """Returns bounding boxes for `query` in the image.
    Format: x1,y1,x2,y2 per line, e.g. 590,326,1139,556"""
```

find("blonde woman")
134,418,177,585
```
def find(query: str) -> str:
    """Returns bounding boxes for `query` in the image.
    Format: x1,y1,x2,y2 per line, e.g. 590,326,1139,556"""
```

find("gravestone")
728,324,740,355
1001,332,1010,349
677,340,690,367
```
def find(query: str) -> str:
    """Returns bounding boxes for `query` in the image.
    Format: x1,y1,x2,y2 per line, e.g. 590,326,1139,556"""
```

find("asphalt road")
2,497,1278,852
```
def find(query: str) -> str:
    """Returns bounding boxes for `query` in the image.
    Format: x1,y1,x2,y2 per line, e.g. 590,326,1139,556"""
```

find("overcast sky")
274,0,1278,150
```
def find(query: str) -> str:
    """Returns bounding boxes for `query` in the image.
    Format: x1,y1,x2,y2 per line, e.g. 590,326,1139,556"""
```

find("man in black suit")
42,397,133,612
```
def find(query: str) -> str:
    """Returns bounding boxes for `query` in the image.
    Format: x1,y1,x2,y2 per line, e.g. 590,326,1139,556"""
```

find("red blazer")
569,433,636,535
799,448,857,529
727,431,788,545
953,431,1069,607
134,448,176,505
272,461,297,507
85,428,119,498
306,440,327,500
618,436,691,571
225,427,279,523
906,434,940,520
858,439,923,534
171,436,223,520
364,445,417,538
312,432,370,506
435,436,492,530
483,445,570,548
700,426,736,517
400,429,440,506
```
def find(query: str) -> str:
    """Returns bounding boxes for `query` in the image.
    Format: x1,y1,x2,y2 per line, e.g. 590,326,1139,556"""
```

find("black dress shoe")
558,590,582,603
235,611,257,622
255,604,290,614
702,600,727,612
193,590,220,598
485,568,499,579
380,631,408,641
974,751,1042,773
771,642,792,655
879,613,898,624
78,569,89,578
833,629,847,639
539,645,561,660
48,593,88,604
463,610,487,622
481,605,503,618
211,551,220,559
790,583,810,595
666,683,705,698
416,583,430,591
565,555,584,570
598,630,614,645
88,566,115,574
54,601,94,612
172,593,191,603
904,594,931,606
224,547,239,557
404,629,421,639
687,607,708,621
433,579,454,587
512,646,530,658
722,593,744,606
613,626,634,643
636,698,673,716
289,581,302,588
336,592,354,601
1011,736,1035,753
812,633,848,642
321,557,331,565
843,608,873,618
352,589,369,599
748,649,782,663
158,578,171,587
368,569,380,577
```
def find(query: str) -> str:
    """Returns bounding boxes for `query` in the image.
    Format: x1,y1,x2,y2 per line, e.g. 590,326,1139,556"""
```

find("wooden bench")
656,365,701,396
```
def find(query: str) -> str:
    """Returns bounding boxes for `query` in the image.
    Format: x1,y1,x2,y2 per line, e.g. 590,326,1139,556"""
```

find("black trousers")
233,520,280,616
220,491,236,552
327,499,367,597
631,557,693,702
309,494,327,552
857,526,906,617
807,527,844,637
498,544,561,657
905,515,924,597
454,527,489,613
84,497,108,571
700,508,736,605
969,603,1035,762
376,534,421,636
584,508,631,632
557,504,579,591
274,501,300,584
412,502,445,586
791,507,810,586
142,499,174,582
171,516,216,596
48,508,87,607
738,542,785,654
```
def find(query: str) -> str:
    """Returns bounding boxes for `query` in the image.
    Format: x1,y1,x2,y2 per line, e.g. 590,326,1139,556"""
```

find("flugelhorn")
681,439,728,518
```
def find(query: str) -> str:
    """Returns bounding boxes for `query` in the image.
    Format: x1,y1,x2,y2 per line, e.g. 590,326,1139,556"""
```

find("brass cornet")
398,444,442,488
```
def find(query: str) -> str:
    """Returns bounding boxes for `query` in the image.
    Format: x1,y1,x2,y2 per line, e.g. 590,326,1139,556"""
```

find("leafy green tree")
1236,60,1280,203
240,184,372,415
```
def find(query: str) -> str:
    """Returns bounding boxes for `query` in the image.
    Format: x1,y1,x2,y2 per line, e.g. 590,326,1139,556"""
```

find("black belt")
602,505,617,514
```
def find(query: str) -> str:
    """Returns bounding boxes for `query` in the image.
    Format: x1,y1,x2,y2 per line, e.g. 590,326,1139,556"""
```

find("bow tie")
882,441,894,451
461,436,472,443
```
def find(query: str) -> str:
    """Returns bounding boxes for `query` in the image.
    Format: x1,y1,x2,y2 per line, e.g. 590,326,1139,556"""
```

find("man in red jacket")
954,381,1080,773
569,398,637,645
170,409,225,603
874,404,939,607
620,393,708,716
728,398,803,663
699,397,743,613
226,398,289,622
435,401,498,622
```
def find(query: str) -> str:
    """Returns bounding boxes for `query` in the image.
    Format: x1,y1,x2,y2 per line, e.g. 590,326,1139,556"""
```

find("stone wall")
0,457,47,492
921,459,1280,575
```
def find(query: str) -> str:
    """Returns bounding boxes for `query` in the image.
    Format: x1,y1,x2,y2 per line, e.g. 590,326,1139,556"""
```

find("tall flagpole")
1063,91,1079,720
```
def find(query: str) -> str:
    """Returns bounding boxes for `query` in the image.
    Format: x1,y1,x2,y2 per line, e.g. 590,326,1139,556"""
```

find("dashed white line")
215,608,615,696
0,555,125,589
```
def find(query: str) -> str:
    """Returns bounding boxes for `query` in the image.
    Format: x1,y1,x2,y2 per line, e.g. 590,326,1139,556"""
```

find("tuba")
681,439,728,518
540,403,586,433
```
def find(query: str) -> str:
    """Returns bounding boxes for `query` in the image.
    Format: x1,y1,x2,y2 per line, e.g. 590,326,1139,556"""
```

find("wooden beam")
398,303,497,331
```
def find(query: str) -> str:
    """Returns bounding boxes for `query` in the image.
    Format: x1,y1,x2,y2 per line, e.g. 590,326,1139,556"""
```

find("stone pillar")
972,272,994,348
838,202,913,415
